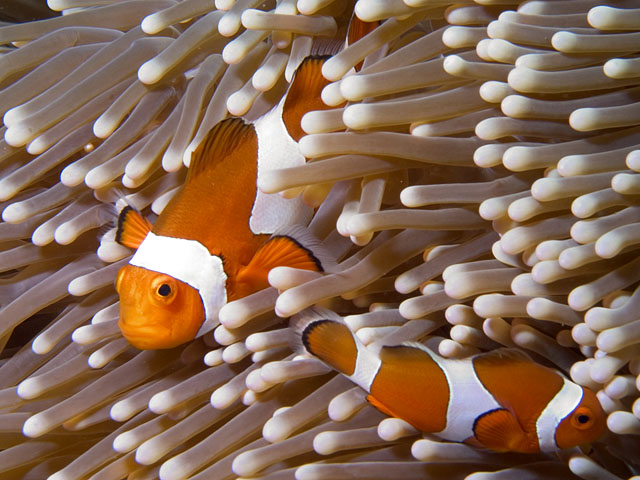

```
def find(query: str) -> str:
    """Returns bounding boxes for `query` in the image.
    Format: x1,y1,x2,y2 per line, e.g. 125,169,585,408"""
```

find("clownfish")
292,308,607,454
345,14,380,72
114,56,335,350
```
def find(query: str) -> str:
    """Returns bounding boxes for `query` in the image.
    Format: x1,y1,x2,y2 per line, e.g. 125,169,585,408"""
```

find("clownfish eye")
571,407,594,429
157,284,172,297
150,275,176,303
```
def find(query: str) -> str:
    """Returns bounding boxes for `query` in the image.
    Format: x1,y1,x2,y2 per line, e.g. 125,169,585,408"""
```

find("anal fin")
367,394,397,419
463,436,486,449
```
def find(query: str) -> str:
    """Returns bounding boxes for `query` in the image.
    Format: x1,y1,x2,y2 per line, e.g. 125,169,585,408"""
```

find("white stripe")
130,232,227,336
436,357,502,442
252,94,312,235
536,378,583,452
348,342,382,392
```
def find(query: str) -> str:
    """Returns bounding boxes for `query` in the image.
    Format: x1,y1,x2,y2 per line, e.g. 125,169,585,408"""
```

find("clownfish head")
554,386,607,449
115,264,205,350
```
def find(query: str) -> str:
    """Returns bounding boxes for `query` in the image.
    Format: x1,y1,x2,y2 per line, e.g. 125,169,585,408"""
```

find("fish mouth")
118,317,172,350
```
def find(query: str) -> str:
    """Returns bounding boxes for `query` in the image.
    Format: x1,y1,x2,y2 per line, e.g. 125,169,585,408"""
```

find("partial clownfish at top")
292,308,607,454
346,14,381,71
114,55,336,350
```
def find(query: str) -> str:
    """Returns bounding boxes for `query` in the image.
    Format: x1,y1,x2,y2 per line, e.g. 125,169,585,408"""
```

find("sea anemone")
1,0,640,479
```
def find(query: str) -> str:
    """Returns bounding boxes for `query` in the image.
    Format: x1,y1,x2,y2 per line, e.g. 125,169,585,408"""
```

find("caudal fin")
290,307,360,377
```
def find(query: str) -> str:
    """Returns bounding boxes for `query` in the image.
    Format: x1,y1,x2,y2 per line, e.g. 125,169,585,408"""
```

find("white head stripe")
536,378,583,452
130,232,227,337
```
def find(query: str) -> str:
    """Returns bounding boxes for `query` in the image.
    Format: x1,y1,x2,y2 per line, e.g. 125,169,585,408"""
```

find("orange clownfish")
115,57,335,350
293,308,607,454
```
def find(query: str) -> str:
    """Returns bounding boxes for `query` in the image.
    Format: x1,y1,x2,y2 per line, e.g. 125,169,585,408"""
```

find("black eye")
577,414,590,424
158,284,172,297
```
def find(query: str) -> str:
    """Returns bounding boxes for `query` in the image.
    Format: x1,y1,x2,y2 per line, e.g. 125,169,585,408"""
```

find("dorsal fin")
282,56,336,142
153,116,259,249
474,348,533,366
115,205,152,249
187,117,256,182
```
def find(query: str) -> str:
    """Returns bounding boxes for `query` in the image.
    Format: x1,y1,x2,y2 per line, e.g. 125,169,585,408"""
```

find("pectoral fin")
473,408,533,453
237,227,326,293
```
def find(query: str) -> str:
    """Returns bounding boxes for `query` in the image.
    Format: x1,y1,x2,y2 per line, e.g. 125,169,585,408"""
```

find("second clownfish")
292,308,607,454
115,56,335,350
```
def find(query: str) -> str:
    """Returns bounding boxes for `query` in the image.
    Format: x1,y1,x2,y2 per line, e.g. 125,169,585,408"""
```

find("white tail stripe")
130,232,227,336
536,378,583,452
348,337,382,393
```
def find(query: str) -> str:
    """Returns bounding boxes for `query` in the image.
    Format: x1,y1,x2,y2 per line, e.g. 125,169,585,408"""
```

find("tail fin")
290,307,359,377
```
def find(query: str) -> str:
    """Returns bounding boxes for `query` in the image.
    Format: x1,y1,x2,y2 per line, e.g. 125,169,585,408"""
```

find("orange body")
115,56,336,350
295,309,607,453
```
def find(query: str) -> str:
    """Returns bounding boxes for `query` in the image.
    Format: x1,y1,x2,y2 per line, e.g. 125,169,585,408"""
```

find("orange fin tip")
188,118,256,181
115,205,152,249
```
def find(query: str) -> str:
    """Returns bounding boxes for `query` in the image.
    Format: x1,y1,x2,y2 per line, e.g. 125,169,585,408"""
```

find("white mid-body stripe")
429,354,502,442
350,340,500,443
252,96,312,235
536,378,583,452
129,232,227,336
